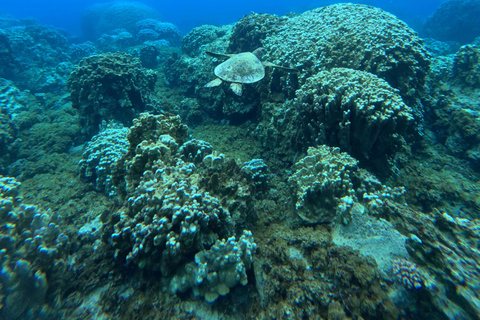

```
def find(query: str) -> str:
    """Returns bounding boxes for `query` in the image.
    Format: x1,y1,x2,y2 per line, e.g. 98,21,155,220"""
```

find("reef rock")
68,53,157,138
422,0,480,45
386,201,480,319
453,44,480,88
81,1,159,40
170,230,256,302
107,113,262,301
0,19,70,92
256,68,416,174
112,112,188,195
230,3,430,104
0,176,70,320
135,19,182,46
295,68,415,166
289,145,405,224
79,121,130,196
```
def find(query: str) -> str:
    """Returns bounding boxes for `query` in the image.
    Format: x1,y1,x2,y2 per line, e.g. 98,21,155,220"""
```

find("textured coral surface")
2,3,480,320
68,53,157,138
230,4,430,104
422,0,480,44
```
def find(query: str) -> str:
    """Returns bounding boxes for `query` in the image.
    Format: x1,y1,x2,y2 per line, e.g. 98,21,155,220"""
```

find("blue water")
1,0,447,35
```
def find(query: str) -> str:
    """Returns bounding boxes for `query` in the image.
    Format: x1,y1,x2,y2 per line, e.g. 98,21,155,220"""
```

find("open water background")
1,0,447,36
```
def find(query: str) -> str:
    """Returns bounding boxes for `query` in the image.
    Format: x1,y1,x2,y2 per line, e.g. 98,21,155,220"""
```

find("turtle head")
252,47,266,59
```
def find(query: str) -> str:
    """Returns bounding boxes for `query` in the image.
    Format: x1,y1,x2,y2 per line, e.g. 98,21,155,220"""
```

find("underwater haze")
1,0,447,35
1,0,480,319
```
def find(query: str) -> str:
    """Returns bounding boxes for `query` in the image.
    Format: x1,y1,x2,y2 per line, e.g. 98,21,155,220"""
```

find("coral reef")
254,101,303,163
81,1,159,40
135,19,182,46
170,230,256,302
295,68,415,168
0,80,19,171
0,110,15,170
453,44,480,87
6,95,81,179
392,259,423,290
0,79,82,176
3,3,480,320
395,152,480,217
79,122,130,196
68,53,157,138
386,201,480,319
0,18,70,92
138,44,160,69
96,29,134,52
167,3,429,129
423,38,461,56
0,259,48,320
110,159,235,273
181,25,231,57
230,3,430,104
252,225,401,319
165,25,256,121
105,112,262,304
256,68,417,175
424,43,480,167
0,176,70,320
179,139,214,164
422,0,480,44
113,112,189,194
289,145,405,224
241,159,269,197
68,41,98,63
0,28,15,80
136,28,160,44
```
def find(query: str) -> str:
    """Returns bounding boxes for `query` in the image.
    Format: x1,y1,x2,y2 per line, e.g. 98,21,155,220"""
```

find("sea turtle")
204,47,297,96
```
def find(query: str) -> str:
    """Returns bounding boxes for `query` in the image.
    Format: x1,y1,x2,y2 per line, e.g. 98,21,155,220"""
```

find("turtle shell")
214,52,265,84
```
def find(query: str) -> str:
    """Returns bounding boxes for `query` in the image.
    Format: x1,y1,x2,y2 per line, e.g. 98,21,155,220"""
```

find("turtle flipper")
205,51,236,59
263,61,298,73
230,83,243,96
205,78,223,87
